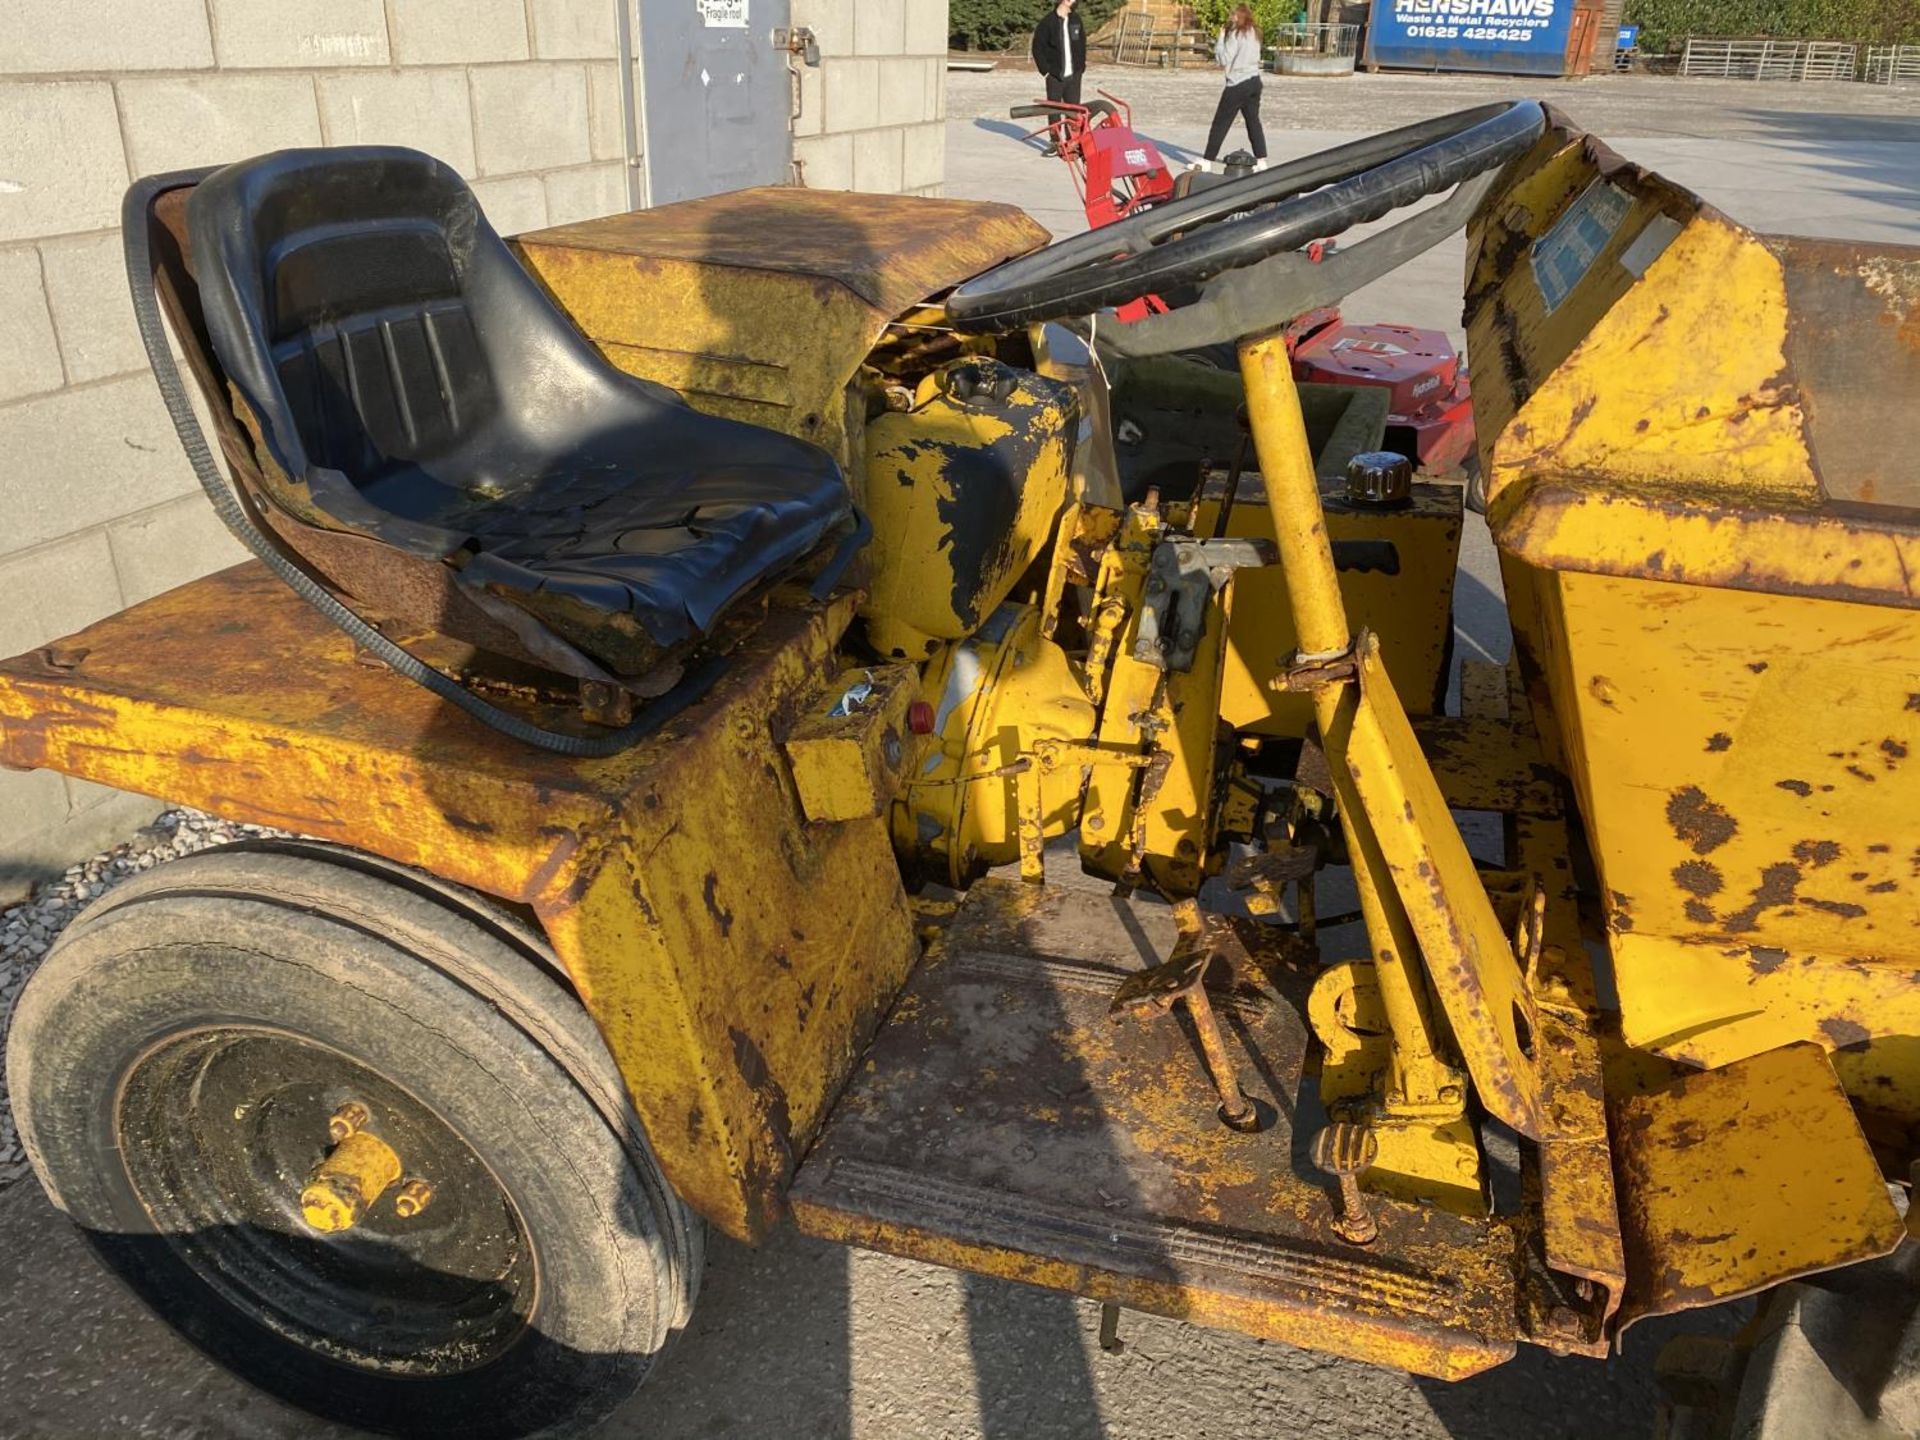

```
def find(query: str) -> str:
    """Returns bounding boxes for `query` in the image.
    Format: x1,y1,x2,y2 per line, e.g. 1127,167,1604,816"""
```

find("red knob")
907,699,936,735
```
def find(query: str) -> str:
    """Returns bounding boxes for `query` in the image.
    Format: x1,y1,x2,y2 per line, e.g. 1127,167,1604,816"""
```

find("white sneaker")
1253,158,1269,172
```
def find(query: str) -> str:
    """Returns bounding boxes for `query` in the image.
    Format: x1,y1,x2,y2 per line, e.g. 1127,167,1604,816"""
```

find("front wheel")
6,843,700,1439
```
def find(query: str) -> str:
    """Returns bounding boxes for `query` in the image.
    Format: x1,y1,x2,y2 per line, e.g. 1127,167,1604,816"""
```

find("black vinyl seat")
186,146,851,677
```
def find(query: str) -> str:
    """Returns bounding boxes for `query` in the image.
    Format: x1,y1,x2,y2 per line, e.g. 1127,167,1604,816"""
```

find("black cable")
121,172,853,759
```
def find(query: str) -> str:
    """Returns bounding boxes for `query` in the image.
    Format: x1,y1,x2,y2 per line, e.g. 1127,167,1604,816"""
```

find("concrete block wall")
792,0,949,196
0,0,951,898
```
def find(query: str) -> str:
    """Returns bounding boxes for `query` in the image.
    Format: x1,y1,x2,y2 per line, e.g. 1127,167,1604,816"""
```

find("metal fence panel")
1268,23,1360,76
1679,36,1856,81
1865,45,1920,84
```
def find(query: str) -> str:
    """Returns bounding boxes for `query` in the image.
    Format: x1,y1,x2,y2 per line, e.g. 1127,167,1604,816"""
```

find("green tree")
1190,0,1292,40
1623,0,1920,52
950,0,1133,52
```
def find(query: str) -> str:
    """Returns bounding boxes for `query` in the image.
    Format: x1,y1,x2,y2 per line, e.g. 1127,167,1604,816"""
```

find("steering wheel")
945,101,1547,355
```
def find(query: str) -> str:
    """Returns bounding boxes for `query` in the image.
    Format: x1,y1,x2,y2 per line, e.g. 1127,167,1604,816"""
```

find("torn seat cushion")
186,145,850,677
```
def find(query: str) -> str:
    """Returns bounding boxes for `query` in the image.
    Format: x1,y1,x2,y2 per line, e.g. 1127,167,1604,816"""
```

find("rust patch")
1721,862,1802,933
1666,787,1738,855
1870,880,1899,894
1749,662,1769,674
1881,738,1908,763
703,870,735,937
729,1025,796,1181
1802,897,1868,920
1820,1017,1872,1053
1684,899,1717,926
1609,889,1635,932
1791,840,1842,869
1704,732,1732,753
1775,779,1813,797
1906,694,1920,712
1749,946,1789,976
1672,860,1724,898
1845,765,1878,784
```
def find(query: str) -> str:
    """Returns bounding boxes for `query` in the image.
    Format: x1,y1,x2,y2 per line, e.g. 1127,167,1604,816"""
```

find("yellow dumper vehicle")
5,101,1918,1436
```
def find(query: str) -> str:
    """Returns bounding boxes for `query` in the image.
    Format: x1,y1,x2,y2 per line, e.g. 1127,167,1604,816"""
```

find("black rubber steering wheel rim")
946,100,1547,333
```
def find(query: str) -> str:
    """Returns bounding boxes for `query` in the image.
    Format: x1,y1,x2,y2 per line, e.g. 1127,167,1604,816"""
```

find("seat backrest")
189,148,524,496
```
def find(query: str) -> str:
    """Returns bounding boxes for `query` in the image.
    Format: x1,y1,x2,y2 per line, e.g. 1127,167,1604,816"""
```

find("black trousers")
1045,73,1084,105
1205,76,1267,160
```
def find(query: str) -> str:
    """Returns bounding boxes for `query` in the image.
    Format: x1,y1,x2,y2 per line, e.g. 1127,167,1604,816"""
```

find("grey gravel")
0,808,281,1191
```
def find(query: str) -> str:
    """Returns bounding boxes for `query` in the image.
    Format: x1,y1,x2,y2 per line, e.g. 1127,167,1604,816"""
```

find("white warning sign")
697,0,749,26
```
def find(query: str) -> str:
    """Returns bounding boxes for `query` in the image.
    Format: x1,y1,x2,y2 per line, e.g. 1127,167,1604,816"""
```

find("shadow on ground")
1,1172,1747,1440
1734,108,1920,238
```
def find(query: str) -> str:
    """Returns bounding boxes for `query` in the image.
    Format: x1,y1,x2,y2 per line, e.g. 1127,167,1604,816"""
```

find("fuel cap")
1344,451,1414,509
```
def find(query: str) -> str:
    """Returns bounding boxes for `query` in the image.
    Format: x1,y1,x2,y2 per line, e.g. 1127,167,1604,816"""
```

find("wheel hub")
117,1028,536,1376
299,1104,405,1234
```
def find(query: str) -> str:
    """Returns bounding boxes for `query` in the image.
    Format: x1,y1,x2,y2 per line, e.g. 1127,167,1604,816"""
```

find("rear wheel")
6,844,700,1439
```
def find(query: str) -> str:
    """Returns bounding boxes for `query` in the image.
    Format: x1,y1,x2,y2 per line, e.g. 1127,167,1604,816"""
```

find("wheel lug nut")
394,1179,434,1219
328,1101,371,1144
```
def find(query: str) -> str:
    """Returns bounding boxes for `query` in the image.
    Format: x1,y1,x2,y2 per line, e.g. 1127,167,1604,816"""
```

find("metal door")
637,0,794,206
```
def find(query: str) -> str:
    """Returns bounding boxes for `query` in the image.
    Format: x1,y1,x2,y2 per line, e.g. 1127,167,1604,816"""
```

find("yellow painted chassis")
2,110,1917,1379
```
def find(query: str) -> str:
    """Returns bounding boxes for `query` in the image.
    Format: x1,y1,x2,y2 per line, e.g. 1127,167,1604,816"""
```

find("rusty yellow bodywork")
782,662,922,824
5,105,1919,1394
861,362,1079,659
0,568,915,1243
1470,119,1920,1138
515,188,1049,476
1205,472,1462,739
1607,1042,1906,1322
788,874,1525,1382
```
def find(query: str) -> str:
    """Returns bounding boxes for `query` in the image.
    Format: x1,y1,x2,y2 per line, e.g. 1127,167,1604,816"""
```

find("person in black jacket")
1031,0,1087,106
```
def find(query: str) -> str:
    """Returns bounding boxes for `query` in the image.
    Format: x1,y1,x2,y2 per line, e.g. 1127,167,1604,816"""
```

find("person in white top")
1204,5,1269,169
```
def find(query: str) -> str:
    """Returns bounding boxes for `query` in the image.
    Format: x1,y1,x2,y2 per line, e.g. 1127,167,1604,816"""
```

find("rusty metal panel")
1609,1042,1904,1324
1516,569,1920,1083
790,877,1521,1380
1468,111,1920,1135
1410,715,1563,817
515,190,1046,473
0,564,917,1243
522,188,1049,328
1412,665,1624,1338
1771,237,1920,512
